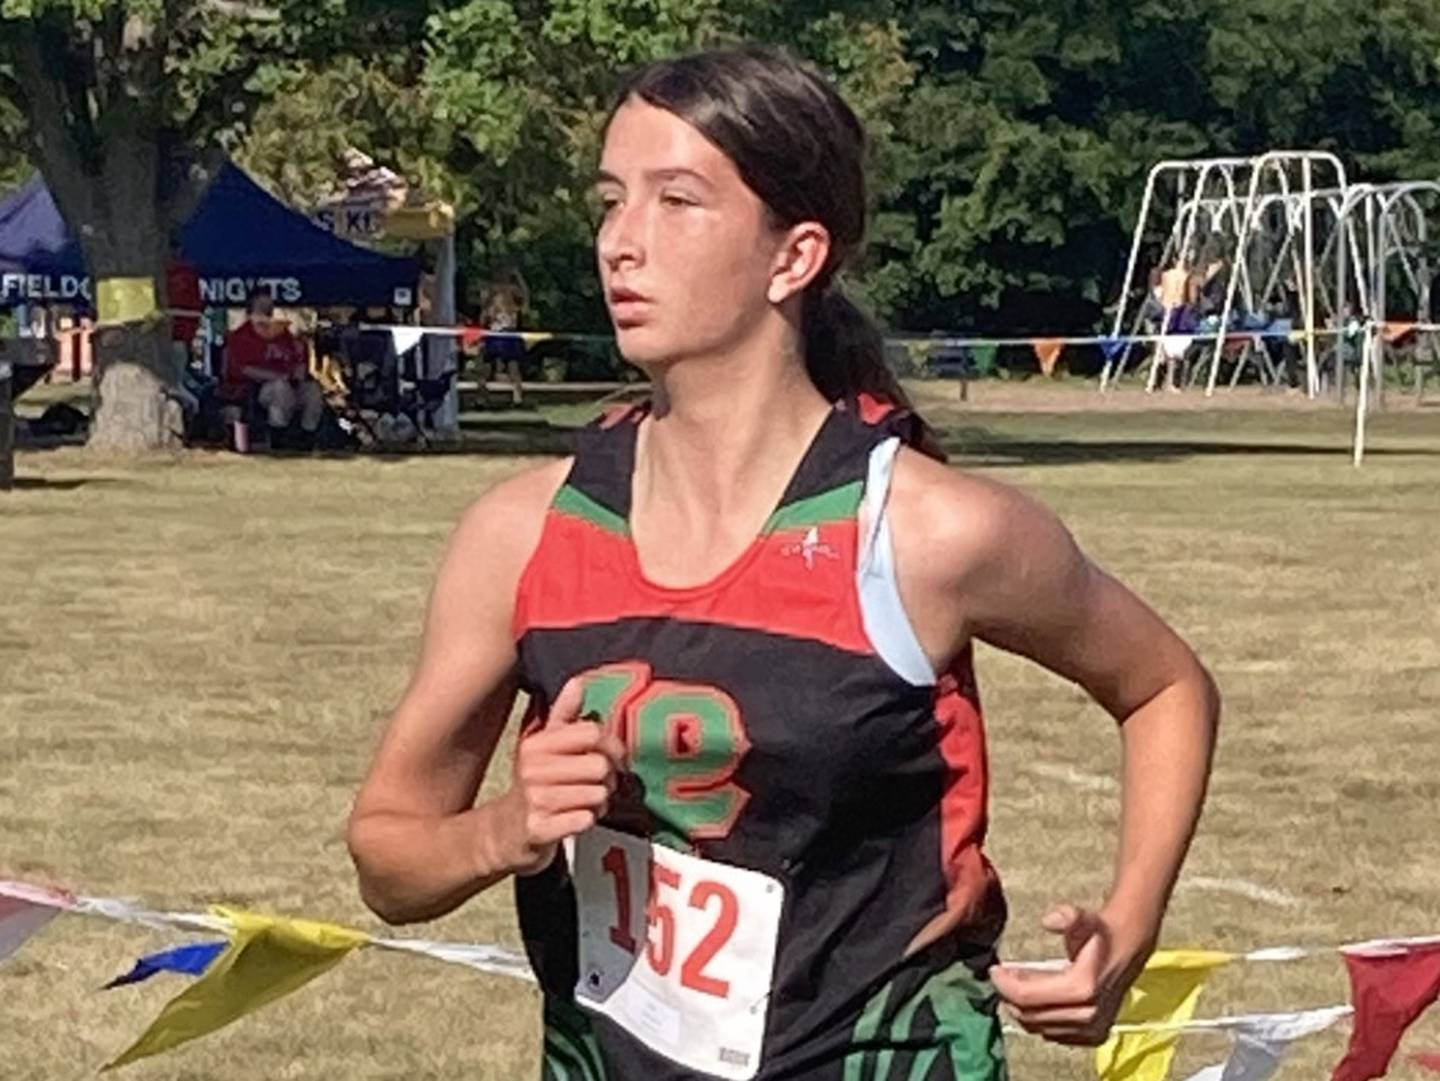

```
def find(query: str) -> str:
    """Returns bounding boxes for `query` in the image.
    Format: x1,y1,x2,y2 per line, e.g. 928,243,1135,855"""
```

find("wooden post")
1,356,14,491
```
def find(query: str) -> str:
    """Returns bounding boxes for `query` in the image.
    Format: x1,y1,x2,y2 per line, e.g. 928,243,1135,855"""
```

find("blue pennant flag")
1100,336,1126,360
103,941,227,989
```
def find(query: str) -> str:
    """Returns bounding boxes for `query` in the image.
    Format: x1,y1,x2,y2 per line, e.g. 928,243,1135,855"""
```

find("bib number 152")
601,841,738,996
572,826,784,1081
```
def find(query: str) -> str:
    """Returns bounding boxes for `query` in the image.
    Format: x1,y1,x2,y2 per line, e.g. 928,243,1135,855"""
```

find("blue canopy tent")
0,163,419,310
0,175,89,305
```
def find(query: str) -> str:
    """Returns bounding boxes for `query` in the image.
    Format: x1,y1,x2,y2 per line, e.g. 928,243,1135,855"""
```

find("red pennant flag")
1222,333,1250,358
1413,1051,1440,1072
459,326,485,350
1332,945,1440,1081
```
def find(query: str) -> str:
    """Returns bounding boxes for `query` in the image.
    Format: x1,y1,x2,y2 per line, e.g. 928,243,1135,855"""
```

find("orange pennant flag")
1033,339,1064,376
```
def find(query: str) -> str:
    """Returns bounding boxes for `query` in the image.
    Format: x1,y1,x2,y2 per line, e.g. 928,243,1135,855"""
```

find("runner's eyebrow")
592,168,714,189
646,168,713,188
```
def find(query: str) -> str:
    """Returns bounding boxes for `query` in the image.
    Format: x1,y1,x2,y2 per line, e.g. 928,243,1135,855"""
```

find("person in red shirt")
167,260,202,350
222,291,324,448
164,259,204,415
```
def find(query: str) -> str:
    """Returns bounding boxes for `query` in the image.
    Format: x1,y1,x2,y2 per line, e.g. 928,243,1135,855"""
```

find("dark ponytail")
801,288,907,405
611,47,932,438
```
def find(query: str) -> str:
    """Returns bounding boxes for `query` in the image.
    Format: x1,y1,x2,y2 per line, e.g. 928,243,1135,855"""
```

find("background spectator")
222,291,324,449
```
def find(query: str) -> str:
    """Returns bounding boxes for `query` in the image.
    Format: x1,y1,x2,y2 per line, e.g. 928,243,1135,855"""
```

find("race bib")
572,826,784,1080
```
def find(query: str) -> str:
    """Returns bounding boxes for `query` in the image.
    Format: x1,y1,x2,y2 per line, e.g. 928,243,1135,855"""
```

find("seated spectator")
1197,255,1229,319
1140,266,1165,329
167,257,203,414
338,307,401,413
1147,259,1198,393
222,291,324,450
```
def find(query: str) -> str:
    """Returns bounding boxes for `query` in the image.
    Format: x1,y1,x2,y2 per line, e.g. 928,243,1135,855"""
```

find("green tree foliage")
5,0,1440,402
0,0,397,448
887,0,1440,332
0,96,27,190
236,0,1440,337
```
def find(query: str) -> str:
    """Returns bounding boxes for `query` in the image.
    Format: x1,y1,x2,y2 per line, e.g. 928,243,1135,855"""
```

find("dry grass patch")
3,385,1437,1079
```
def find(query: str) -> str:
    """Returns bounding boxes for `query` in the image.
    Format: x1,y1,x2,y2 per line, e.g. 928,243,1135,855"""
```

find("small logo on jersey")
782,525,838,570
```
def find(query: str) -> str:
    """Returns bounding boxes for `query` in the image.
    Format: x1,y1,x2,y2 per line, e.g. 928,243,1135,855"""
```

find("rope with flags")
4,879,1440,1077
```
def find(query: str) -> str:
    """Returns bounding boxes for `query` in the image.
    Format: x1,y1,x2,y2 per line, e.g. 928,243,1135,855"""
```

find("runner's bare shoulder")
888,446,1035,574
444,457,573,612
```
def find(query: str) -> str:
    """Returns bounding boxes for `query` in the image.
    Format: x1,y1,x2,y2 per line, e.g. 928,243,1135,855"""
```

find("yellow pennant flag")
104,907,370,1070
1094,949,1232,1081
521,332,553,346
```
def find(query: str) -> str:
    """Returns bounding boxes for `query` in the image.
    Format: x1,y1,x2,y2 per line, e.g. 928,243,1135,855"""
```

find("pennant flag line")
1161,334,1196,360
103,941,227,989
1345,934,1440,955
0,880,72,963
341,318,1440,358
1183,1005,1351,1081
1033,338,1065,375
371,936,536,982
389,326,425,356
1112,1005,1351,1037
1331,943,1440,1081
1241,947,1311,963
73,895,231,936
69,890,537,980
972,342,999,375
10,877,1440,1074
104,908,370,1070
1096,950,1233,1081
26,880,1440,1008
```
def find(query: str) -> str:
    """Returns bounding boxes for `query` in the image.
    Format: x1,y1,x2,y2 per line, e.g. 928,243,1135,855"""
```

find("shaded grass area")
2,385,1438,1078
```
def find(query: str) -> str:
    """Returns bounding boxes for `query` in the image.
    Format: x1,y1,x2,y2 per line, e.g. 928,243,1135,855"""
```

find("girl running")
349,47,1219,1080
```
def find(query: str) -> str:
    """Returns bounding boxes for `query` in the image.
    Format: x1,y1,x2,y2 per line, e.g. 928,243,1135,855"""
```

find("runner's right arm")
347,459,624,924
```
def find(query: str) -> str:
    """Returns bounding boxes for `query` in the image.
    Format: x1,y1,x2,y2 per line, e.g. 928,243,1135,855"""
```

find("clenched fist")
496,676,627,876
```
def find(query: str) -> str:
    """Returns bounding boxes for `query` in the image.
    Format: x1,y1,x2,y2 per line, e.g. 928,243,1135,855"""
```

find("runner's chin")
612,318,668,364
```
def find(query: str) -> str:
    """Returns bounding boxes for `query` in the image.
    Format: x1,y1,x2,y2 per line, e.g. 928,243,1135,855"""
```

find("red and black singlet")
512,398,1009,1080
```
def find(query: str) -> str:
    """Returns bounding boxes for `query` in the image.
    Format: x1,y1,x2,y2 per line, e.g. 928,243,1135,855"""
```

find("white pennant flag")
0,880,72,962
1162,334,1196,359
1184,1006,1351,1081
390,327,426,356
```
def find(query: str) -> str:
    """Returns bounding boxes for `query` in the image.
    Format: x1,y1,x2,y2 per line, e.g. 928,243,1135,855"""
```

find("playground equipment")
1343,181,1440,464
1105,153,1440,414
1103,152,1351,397
1339,182,1440,407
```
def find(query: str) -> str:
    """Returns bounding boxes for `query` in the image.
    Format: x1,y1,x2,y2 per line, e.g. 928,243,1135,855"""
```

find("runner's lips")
608,287,650,305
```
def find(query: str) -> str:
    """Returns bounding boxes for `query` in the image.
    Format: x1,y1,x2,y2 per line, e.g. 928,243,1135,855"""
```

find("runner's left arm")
889,450,1220,1046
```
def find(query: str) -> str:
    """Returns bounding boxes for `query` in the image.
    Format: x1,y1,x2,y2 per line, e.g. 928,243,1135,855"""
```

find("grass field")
3,381,1438,1079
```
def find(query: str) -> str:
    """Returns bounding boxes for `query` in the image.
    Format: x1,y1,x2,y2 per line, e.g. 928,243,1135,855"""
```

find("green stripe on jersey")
554,485,630,536
764,480,864,534
543,998,608,1081
842,953,1007,1081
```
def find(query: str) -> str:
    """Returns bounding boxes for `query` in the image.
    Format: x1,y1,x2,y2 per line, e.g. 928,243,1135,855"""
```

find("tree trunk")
89,321,183,453
10,21,182,454
81,160,182,454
